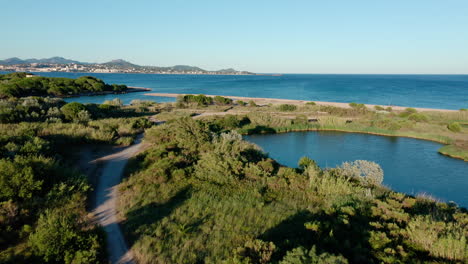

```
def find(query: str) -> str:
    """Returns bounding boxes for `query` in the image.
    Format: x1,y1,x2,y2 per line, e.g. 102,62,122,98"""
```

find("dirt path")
91,135,145,264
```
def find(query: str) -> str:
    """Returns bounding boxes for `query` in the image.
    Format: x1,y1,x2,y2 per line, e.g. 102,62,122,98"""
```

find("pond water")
244,131,468,208
63,93,175,105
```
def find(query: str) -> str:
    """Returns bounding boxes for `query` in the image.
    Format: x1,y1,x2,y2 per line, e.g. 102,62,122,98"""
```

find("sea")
2,72,468,109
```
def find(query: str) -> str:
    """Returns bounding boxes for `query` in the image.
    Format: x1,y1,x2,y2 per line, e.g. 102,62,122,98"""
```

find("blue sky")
2,0,468,73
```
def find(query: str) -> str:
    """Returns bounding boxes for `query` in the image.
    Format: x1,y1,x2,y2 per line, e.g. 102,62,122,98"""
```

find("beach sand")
144,92,458,113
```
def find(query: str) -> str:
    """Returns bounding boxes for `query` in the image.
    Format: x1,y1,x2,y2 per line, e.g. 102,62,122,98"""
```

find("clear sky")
2,0,468,74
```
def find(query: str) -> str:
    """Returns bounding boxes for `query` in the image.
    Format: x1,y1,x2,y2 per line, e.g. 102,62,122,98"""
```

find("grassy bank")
118,118,468,263
154,96,468,162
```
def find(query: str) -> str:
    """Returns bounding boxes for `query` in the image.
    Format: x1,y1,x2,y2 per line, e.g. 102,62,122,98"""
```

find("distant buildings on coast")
0,58,254,75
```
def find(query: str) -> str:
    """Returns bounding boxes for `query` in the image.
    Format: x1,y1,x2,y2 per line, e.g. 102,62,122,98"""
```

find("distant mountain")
0,57,86,65
171,65,205,72
101,59,139,68
217,68,238,73
0,56,253,74
35,56,85,64
1,57,26,65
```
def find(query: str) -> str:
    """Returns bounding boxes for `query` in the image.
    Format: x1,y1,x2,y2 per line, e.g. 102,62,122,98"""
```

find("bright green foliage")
182,94,213,106
408,113,429,122
447,122,462,132
349,102,366,109
0,158,41,200
399,107,418,117
213,95,233,105
278,104,297,112
237,100,247,106
29,208,103,263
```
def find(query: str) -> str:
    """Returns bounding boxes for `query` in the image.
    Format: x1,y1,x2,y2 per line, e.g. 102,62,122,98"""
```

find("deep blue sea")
5,72,467,109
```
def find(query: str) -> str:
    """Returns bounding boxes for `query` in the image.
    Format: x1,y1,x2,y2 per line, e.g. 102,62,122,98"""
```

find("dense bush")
29,208,103,263
237,100,247,106
248,100,257,107
374,105,384,111
61,102,87,121
278,104,297,112
0,73,127,98
399,107,418,118
447,122,462,132
408,112,429,122
213,95,233,105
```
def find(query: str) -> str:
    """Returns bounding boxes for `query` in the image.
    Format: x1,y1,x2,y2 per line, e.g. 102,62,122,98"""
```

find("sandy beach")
145,92,458,113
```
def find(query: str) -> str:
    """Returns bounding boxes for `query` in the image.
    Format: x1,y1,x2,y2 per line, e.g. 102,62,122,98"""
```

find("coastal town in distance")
0,56,254,75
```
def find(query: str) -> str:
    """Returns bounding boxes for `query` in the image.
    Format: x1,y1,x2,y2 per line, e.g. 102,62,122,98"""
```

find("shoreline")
145,92,459,113
58,87,150,98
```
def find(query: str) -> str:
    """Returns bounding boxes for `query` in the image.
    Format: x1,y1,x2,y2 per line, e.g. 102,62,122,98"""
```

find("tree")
0,158,41,201
60,102,86,121
29,208,102,263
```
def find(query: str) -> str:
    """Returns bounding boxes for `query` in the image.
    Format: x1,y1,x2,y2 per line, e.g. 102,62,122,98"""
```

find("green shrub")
306,101,316,105
408,113,429,122
237,100,247,106
447,122,462,132
61,102,87,121
29,208,103,263
213,96,233,105
371,118,402,130
249,100,257,107
399,107,417,117
236,239,276,264
278,104,297,112
374,105,384,111
182,94,213,106
349,102,365,109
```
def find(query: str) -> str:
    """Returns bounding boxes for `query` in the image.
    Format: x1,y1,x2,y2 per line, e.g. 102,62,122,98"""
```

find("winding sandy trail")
91,136,145,264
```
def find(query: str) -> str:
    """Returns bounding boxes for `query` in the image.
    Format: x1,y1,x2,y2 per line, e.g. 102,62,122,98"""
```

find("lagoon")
244,131,468,208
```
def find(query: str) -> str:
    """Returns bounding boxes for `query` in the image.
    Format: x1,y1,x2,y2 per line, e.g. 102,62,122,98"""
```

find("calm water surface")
9,72,467,109
245,132,468,208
